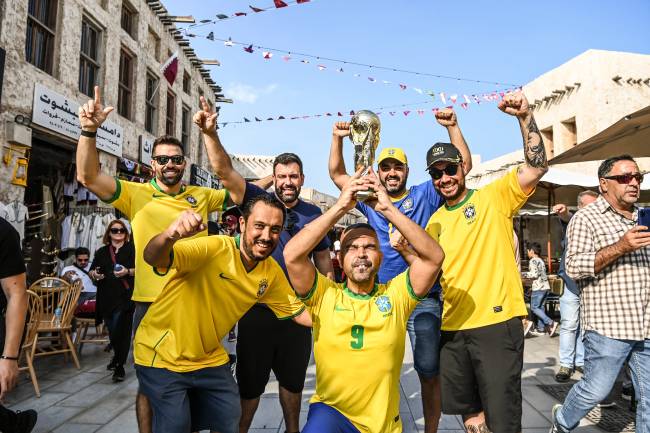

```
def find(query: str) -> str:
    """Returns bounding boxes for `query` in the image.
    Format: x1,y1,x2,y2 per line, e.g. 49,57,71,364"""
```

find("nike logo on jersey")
219,273,233,280
334,305,351,312
152,193,166,199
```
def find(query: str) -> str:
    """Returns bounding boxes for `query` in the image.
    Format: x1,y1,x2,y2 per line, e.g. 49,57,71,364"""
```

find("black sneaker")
574,365,584,374
15,409,38,433
555,366,573,383
106,357,117,371
622,382,634,401
112,365,126,382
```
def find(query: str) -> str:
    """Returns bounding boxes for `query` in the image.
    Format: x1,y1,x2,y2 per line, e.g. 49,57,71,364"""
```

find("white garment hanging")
61,215,72,250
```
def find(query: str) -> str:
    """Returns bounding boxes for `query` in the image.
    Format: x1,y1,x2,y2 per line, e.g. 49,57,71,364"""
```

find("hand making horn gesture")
434,108,457,127
193,95,219,135
78,86,114,132
498,92,531,118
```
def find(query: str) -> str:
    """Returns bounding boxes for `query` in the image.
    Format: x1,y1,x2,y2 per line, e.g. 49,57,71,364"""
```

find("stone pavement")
5,333,615,432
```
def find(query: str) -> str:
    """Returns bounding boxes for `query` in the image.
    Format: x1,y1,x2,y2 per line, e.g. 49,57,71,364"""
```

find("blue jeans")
556,331,650,432
530,290,553,330
406,296,442,378
558,288,584,368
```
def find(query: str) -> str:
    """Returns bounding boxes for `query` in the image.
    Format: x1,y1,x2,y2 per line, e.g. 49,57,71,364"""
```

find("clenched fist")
166,210,206,241
193,95,219,135
498,92,530,118
332,121,351,138
435,108,457,127
78,86,114,132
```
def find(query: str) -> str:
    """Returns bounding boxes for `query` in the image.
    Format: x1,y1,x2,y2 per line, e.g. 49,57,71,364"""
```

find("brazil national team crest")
257,279,268,297
375,295,392,315
402,197,413,211
185,195,198,207
463,203,477,224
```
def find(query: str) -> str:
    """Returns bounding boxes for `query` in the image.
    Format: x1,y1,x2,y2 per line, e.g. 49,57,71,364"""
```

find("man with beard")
193,97,333,433
424,92,547,433
283,169,444,432
76,86,233,433
328,108,472,433
139,194,311,433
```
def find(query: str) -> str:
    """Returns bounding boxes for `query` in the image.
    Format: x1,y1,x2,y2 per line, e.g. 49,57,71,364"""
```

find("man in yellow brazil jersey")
139,193,311,433
76,86,236,433
283,169,444,433
424,92,548,433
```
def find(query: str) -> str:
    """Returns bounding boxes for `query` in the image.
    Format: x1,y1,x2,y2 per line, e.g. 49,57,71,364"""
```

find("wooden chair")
19,290,43,397
29,277,70,322
75,318,109,355
33,280,82,369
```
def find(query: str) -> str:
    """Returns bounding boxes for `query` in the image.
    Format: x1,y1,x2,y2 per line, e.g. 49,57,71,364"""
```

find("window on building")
117,48,134,119
145,73,158,134
183,71,191,94
120,0,137,39
78,18,102,97
181,105,191,151
165,91,176,136
26,0,58,74
541,127,554,158
561,118,577,148
147,27,161,62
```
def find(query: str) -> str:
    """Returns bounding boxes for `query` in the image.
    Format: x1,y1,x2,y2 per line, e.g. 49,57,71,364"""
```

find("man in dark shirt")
193,99,333,433
0,217,36,432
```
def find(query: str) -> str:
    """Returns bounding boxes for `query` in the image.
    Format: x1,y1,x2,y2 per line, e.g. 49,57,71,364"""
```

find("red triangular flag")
349,110,355,115
249,5,264,12
296,0,310,3
337,112,343,117
403,111,410,116
274,0,288,7
234,12,247,16
161,51,179,85
244,45,254,53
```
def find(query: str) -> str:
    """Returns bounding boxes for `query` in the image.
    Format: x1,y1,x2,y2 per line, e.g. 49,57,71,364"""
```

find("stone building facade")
0,0,224,204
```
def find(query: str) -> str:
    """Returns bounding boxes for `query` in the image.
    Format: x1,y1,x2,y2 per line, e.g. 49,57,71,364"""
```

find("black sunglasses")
152,155,185,165
603,173,644,185
285,209,299,231
110,228,127,234
428,164,459,180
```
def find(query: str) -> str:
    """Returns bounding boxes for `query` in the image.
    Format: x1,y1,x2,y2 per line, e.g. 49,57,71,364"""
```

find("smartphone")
639,207,650,231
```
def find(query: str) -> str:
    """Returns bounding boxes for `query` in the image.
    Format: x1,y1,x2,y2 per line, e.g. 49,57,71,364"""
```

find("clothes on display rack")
61,210,116,260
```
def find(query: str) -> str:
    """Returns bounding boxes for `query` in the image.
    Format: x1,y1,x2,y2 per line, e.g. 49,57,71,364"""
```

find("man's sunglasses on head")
603,173,644,185
428,164,459,180
152,155,185,165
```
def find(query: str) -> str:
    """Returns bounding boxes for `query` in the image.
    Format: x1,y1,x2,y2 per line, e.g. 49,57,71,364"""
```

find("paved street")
6,333,616,433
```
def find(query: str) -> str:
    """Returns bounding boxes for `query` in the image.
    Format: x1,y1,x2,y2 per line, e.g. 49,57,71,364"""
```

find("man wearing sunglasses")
328,108,472,433
424,92,547,433
193,98,332,433
550,155,650,433
76,86,232,433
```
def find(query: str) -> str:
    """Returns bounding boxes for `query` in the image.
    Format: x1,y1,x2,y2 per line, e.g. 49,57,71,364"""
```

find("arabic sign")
190,164,221,189
139,135,153,166
32,83,123,157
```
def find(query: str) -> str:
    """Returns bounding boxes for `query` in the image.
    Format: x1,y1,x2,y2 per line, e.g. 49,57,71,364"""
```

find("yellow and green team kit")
105,178,229,302
426,168,532,331
301,270,422,433
134,235,305,372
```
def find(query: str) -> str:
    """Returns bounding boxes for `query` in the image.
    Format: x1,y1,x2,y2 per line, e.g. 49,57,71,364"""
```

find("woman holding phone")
89,220,135,382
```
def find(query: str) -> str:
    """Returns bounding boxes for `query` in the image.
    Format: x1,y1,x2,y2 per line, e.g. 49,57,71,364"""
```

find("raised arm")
435,108,473,174
76,86,118,201
366,171,444,297
143,210,205,268
328,122,353,191
194,96,246,205
284,169,370,296
251,174,273,191
498,92,548,194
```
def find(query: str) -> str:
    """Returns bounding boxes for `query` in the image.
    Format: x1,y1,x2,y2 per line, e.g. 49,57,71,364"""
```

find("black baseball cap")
425,142,462,171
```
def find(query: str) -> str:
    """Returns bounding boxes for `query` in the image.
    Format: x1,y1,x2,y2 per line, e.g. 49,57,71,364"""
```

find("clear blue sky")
165,0,650,195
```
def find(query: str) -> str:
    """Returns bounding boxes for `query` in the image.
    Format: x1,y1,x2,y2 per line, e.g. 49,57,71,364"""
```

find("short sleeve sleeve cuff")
103,177,122,204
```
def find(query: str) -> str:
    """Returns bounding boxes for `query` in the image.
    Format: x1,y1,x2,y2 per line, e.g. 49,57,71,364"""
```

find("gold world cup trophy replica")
350,110,381,201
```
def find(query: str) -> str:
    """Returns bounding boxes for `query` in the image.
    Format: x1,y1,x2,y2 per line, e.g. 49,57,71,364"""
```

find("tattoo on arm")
466,423,491,433
523,116,547,169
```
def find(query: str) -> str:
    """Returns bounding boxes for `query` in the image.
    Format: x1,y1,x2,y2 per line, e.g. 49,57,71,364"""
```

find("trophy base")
355,189,376,202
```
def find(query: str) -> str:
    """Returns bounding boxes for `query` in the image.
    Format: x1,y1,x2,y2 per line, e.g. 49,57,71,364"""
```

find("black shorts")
440,317,524,433
236,304,311,399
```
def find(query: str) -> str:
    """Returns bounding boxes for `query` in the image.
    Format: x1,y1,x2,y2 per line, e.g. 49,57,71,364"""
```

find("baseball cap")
377,147,408,165
425,142,462,171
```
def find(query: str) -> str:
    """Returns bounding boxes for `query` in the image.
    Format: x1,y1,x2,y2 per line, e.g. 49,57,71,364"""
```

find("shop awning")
549,105,650,164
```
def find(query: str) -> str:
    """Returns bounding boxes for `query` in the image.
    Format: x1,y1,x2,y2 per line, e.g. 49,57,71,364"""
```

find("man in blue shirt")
193,99,333,433
328,108,473,433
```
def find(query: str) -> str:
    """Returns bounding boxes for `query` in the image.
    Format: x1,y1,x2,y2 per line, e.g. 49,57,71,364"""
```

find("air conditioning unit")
5,121,32,147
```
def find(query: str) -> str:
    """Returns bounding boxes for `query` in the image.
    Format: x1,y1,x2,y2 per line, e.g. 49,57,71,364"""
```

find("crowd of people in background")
0,86,647,433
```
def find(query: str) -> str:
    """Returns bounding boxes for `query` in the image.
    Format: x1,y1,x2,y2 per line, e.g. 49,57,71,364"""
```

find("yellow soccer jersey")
301,271,421,433
105,178,228,302
425,168,532,331
134,235,305,372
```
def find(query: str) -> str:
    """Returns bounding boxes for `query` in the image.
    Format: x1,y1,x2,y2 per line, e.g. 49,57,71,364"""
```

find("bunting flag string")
183,0,312,28
187,33,520,90
217,94,506,128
